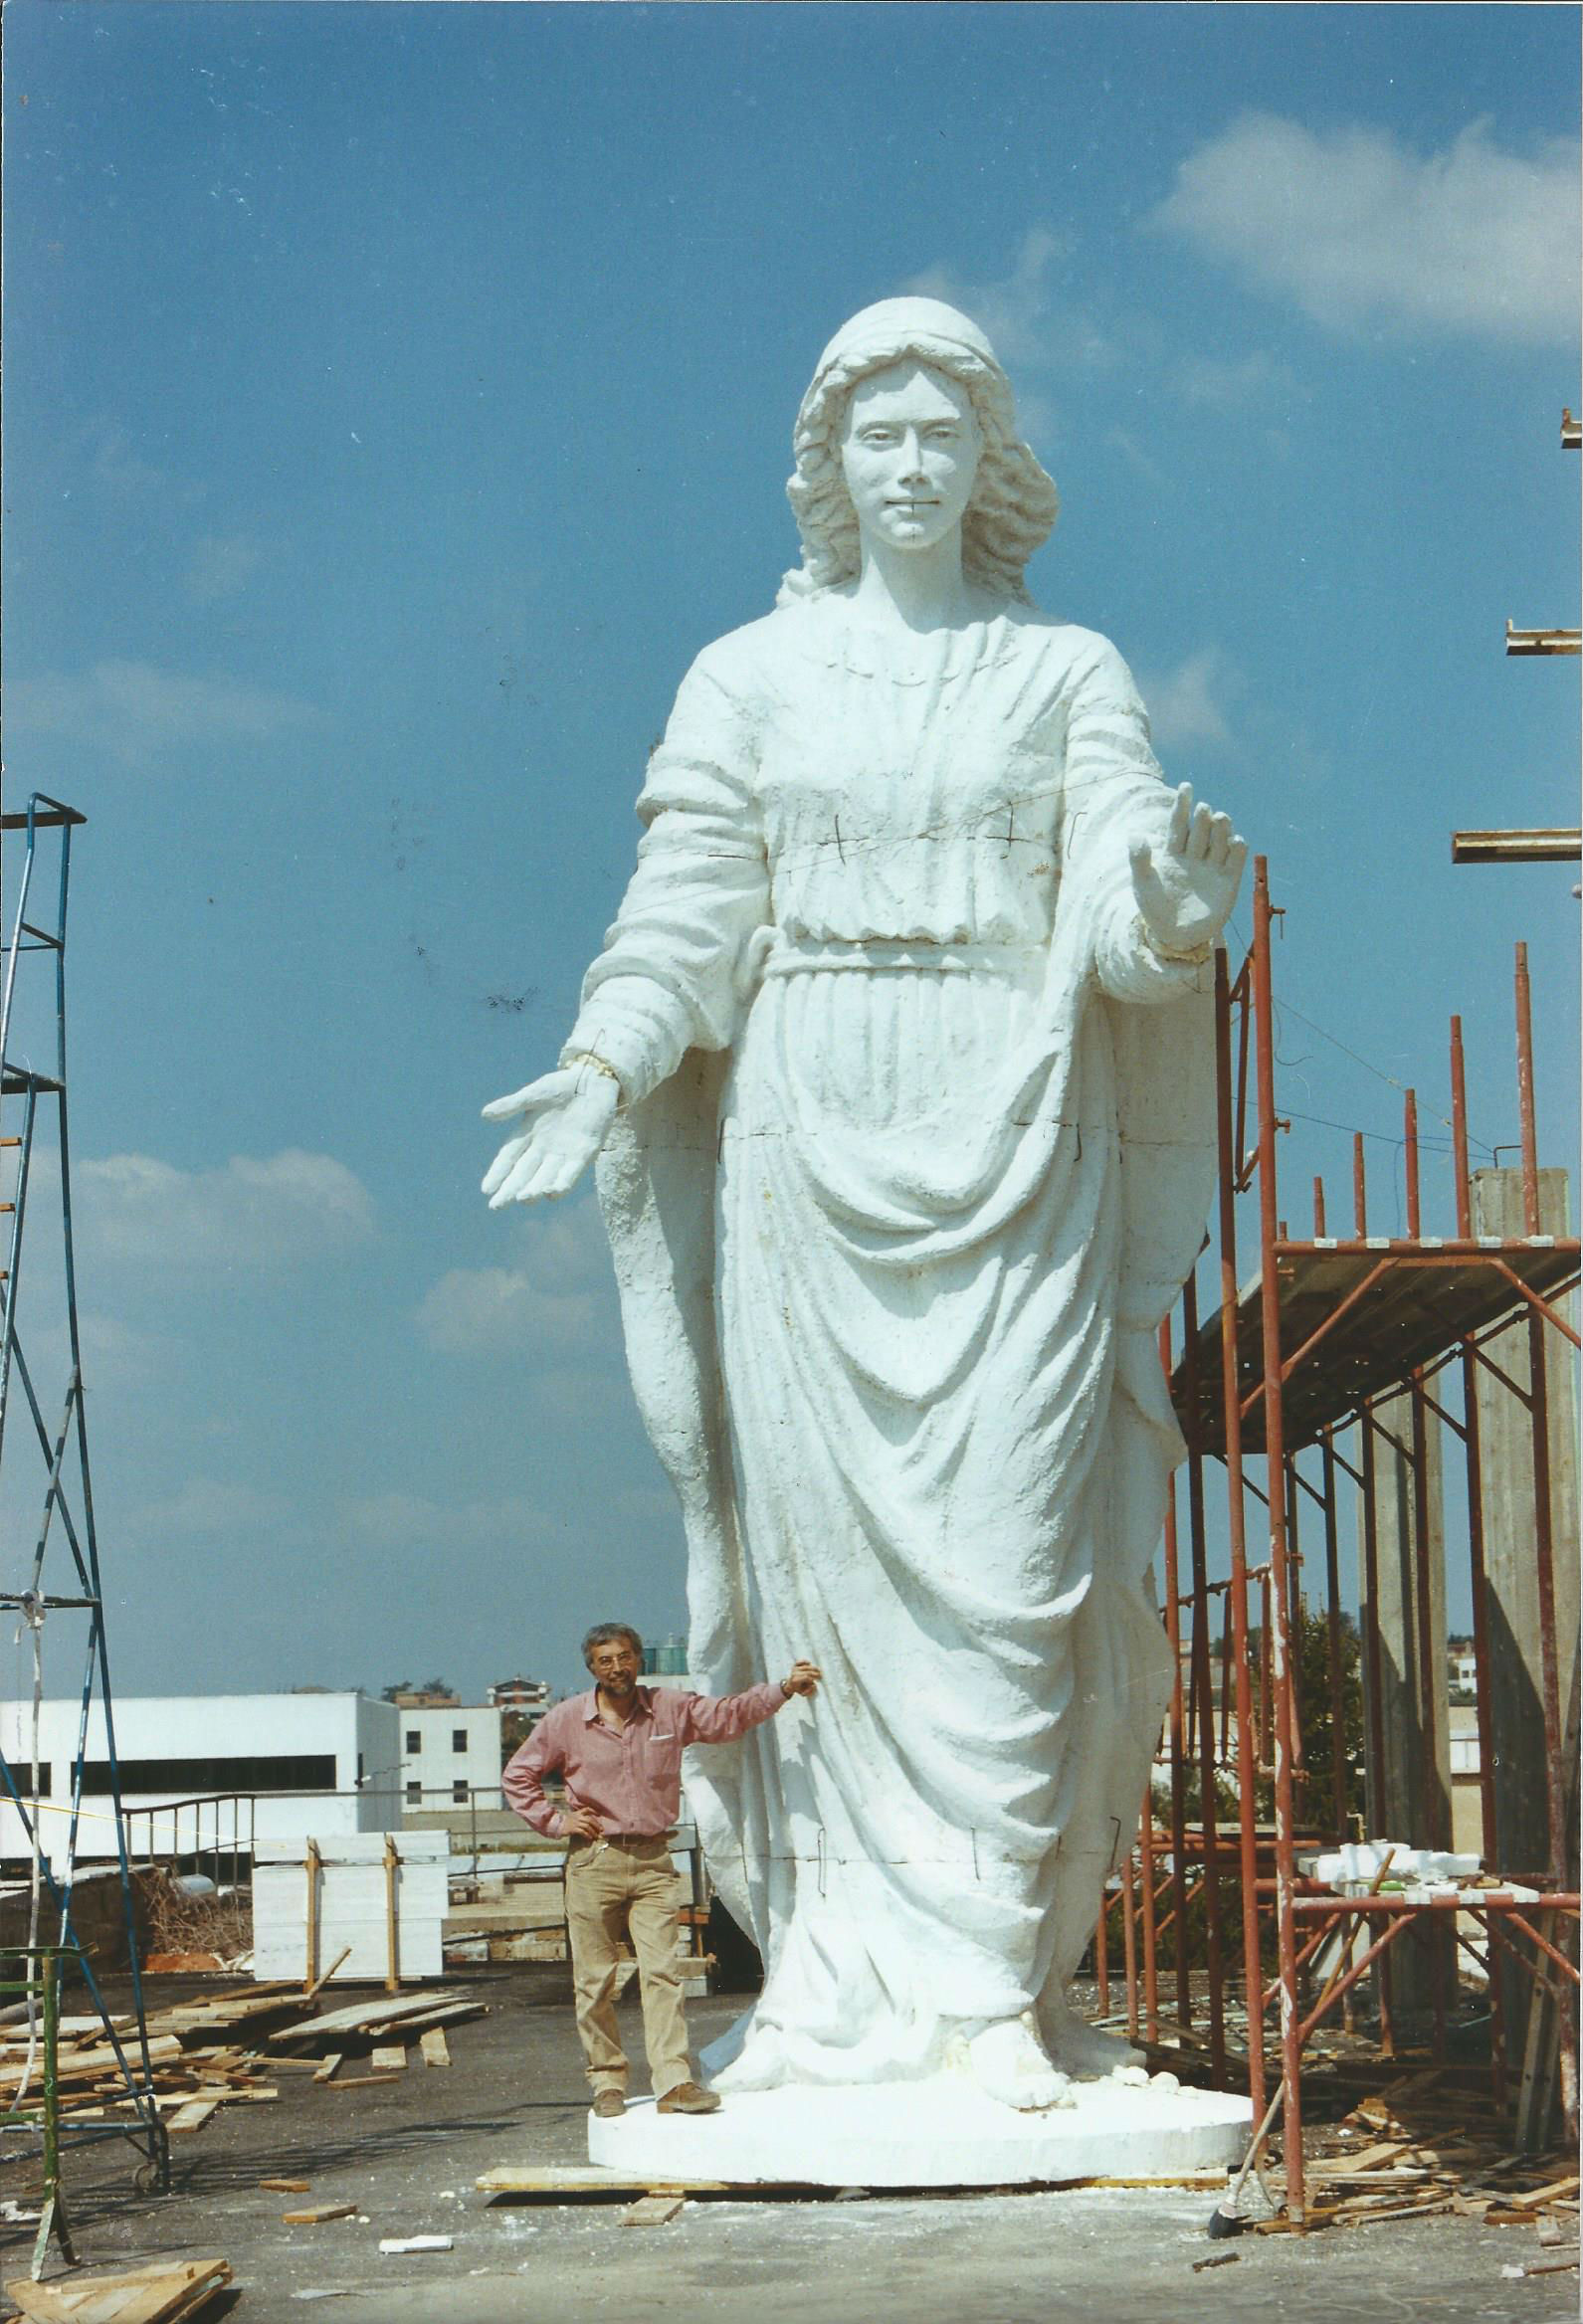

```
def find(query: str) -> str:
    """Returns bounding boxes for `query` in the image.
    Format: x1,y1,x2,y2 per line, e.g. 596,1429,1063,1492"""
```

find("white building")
486,1676,550,1713
397,1702,503,1814
0,1692,400,1869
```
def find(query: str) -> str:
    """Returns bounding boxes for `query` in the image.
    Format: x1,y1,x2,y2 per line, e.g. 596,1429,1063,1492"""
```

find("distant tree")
1248,1603,1365,1833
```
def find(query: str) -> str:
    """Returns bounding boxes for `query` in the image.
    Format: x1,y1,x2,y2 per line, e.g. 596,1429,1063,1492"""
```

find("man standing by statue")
503,1623,821,2115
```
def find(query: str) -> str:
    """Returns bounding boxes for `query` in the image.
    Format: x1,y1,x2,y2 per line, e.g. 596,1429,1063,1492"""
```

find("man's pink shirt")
501,1681,788,1839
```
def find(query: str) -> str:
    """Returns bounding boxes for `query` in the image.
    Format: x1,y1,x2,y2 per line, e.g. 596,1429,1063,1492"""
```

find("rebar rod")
1252,859,1307,2223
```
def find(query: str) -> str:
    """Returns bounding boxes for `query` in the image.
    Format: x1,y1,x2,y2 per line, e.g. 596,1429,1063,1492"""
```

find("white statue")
484,299,1245,2114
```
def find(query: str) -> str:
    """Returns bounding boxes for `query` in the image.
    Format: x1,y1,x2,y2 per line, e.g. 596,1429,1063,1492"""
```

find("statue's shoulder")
1000,607,1129,681
679,602,826,701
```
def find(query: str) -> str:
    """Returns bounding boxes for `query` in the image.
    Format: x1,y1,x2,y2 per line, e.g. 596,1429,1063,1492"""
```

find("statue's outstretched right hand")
481,1065,619,1207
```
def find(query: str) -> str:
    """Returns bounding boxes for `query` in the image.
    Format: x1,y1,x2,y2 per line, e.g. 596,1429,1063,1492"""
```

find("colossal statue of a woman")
484,298,1245,2114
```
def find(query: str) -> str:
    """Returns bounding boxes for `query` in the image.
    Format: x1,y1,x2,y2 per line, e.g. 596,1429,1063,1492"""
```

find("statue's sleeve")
560,647,769,1104
1059,634,1209,1007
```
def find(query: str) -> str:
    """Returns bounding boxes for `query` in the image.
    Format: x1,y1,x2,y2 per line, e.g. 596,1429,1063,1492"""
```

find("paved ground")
1,1968,1574,2324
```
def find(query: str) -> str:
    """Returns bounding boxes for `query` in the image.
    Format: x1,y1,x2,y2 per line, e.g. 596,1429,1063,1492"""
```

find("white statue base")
588,2076,1252,2190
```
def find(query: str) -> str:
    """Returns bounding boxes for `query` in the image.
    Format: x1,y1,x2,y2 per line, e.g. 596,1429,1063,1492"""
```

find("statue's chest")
752,669,1068,847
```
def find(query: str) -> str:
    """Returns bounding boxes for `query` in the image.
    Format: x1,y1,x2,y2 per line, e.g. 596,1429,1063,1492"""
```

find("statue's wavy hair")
778,332,1059,608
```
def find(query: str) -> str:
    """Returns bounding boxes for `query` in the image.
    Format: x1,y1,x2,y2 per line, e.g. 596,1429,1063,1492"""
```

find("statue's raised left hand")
481,1065,619,1208
1127,782,1247,959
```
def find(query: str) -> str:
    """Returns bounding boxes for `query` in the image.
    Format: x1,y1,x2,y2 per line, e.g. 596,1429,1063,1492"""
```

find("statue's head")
781,297,1059,606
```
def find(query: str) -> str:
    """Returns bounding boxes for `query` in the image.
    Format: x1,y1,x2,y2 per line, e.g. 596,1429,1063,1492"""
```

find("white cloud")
78,419,195,507
419,1197,614,1356
906,228,1092,369
183,534,263,605
1175,350,1295,410
1103,428,1167,489
418,1266,602,1356
1150,114,1580,346
1136,649,1239,753
132,1478,293,1536
5,660,323,767
78,1149,375,1271
342,1490,548,1552
902,227,1122,451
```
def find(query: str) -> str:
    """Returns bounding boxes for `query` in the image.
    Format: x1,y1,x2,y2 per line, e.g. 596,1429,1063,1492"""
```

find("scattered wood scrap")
282,2201,358,2226
621,2194,685,2227
1254,2114,1579,2235
259,2177,310,2194
1,1979,484,2133
477,2165,734,2201
4,2257,232,2323
267,1988,485,2053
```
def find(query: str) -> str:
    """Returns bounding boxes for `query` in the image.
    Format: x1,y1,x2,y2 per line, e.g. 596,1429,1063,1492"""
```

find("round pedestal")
588,2076,1252,2189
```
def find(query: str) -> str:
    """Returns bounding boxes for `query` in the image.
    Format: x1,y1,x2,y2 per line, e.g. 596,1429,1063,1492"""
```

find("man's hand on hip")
560,1807,604,1840
781,1661,822,1699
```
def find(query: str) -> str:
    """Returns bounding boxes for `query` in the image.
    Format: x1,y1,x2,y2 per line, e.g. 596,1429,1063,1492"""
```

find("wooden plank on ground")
268,1989,474,2047
281,2201,358,2226
4,2257,233,2322
620,2194,684,2226
259,2178,310,2194
369,2045,407,2073
419,2029,450,2068
476,2165,734,2199
312,2053,342,2083
165,2098,222,2135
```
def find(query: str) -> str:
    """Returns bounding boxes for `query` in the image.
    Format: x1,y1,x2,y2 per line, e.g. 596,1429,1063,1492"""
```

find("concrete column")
1358,1387,1451,1850
1468,1168,1579,1883
1357,1383,1450,2019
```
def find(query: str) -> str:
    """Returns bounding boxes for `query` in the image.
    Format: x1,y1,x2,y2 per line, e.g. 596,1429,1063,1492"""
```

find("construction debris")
620,2194,686,2227
477,2164,733,2201
281,2202,358,2226
4,2257,232,2323
0,1979,486,2139
267,1989,485,2052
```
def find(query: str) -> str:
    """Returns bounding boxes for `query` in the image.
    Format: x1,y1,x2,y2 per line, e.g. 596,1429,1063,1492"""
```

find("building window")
81,1754,336,1796
452,1780,469,1803
406,1781,423,1805
406,1730,421,1755
452,1728,468,1753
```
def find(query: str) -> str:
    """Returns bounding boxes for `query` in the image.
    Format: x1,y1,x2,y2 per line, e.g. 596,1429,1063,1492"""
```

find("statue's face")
840,361,982,560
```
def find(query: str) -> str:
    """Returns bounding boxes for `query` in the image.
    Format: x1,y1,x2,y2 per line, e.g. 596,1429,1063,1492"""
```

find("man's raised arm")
677,1661,821,1744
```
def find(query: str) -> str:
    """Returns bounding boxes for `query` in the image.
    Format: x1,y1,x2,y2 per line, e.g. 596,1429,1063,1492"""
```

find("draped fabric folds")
582,598,1216,2085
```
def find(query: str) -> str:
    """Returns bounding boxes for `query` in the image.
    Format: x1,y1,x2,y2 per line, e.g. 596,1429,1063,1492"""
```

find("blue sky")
2,3,1577,1702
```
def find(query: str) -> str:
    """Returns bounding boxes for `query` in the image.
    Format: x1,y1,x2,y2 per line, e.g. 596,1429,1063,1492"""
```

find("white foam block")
588,2076,1252,2189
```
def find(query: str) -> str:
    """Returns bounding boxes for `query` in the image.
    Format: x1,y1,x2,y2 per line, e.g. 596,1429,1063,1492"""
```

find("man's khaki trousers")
563,1834,692,2097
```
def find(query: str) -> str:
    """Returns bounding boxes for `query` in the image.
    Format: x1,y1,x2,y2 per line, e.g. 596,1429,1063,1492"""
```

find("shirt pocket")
645,1727,685,1796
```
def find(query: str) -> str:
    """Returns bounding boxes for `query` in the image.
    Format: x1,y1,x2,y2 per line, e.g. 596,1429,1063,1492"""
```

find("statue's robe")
569,597,1216,2083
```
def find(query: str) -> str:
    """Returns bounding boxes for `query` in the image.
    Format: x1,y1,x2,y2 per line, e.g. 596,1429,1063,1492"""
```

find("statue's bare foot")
963,2015,1077,2113
1036,1991,1144,2076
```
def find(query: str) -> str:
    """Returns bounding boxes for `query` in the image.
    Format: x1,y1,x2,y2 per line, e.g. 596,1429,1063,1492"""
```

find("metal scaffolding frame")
0,796,169,2244
1095,860,1578,2227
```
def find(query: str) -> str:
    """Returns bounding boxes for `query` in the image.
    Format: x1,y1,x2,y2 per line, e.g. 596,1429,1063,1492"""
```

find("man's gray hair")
582,1622,644,1666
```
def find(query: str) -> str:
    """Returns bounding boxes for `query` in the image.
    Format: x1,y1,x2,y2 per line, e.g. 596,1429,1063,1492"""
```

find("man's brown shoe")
657,2080,721,2115
591,2091,626,2119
